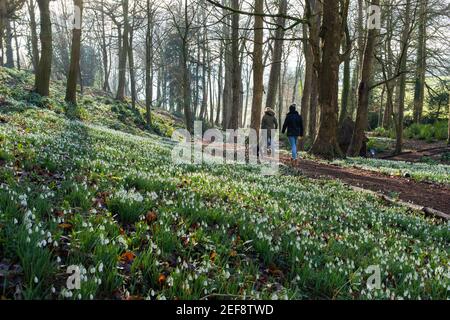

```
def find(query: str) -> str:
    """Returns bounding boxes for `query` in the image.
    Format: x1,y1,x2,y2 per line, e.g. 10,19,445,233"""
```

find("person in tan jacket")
261,107,278,149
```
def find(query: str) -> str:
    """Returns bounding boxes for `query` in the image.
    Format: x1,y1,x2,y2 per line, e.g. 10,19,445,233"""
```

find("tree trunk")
228,0,240,130
250,0,264,135
100,0,110,92
292,54,302,104
413,0,427,124
448,94,450,145
128,28,136,109
310,0,347,159
145,0,154,126
5,16,14,68
382,7,395,129
222,2,232,129
5,15,14,68
35,0,52,97
307,0,320,140
278,61,288,126
181,0,193,132
348,0,379,157
265,0,287,110
13,19,20,69
215,41,223,125
0,0,5,66
395,0,412,154
200,21,209,121
301,10,313,139
339,24,351,125
116,0,129,101
65,0,84,105
348,0,365,120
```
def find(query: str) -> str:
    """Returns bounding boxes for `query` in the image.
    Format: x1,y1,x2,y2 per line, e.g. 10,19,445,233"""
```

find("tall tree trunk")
5,17,14,68
128,28,136,109
308,0,321,140
382,6,395,129
35,0,52,97
348,0,365,120
265,0,287,110
65,0,84,105
229,0,240,130
301,9,313,139
145,0,154,126
215,41,223,125
292,53,302,104
339,24,351,125
222,2,232,129
310,0,347,159
27,0,39,72
13,19,20,69
348,0,380,157
208,51,214,123
448,95,450,145
116,0,129,101
100,0,110,92
395,0,412,154
250,0,264,135
181,0,193,132
278,61,288,126
0,0,5,66
413,0,427,124
200,20,209,121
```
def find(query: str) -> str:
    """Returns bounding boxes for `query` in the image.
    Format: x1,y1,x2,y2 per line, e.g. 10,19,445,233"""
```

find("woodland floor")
282,157,450,216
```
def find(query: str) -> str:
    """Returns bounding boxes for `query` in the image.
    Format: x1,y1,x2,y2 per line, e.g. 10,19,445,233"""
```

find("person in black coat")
282,104,304,161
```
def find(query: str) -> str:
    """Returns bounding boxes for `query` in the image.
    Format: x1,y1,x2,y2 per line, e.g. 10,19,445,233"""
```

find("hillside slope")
0,68,448,300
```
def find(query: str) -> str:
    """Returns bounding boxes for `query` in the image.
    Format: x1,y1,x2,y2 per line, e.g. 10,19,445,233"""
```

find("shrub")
367,138,390,153
372,127,388,137
434,121,448,141
404,123,421,139
403,121,448,142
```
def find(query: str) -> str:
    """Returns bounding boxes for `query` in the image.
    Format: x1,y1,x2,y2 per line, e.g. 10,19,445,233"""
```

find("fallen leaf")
58,223,73,230
158,274,166,286
146,211,158,224
119,251,136,263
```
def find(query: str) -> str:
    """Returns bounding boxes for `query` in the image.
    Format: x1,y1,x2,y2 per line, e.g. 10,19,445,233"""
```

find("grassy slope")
0,68,448,300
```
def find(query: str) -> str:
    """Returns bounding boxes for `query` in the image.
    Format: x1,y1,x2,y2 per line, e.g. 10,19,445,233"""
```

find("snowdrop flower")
34,277,39,284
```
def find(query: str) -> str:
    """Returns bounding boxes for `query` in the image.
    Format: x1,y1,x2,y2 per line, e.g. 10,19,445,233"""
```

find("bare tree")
35,0,52,96
65,0,84,106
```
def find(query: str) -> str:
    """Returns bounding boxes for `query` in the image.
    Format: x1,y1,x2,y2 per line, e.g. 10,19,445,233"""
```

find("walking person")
282,104,304,161
261,107,278,150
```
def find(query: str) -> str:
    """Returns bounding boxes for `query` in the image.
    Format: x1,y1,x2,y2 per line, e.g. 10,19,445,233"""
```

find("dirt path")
281,157,450,216
381,145,450,163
